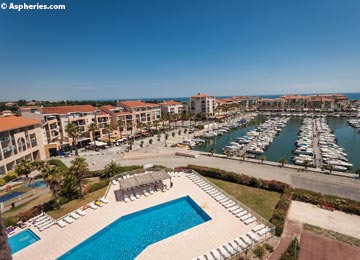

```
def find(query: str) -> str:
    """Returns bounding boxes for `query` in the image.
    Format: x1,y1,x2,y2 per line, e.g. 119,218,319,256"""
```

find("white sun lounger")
231,208,243,214
143,190,150,196
57,220,66,228
224,244,236,255
247,231,260,242
228,241,240,252
240,213,252,221
234,238,247,249
76,209,86,216
224,202,236,209
228,205,240,212
205,252,215,260
149,188,154,194
89,202,98,209
210,249,222,260
123,194,130,202
236,210,247,218
129,193,136,201
39,221,54,231
70,213,80,220
100,198,110,204
252,224,265,232
63,216,74,224
197,255,206,260
135,192,141,199
240,235,253,245
244,217,256,225
217,247,230,258
111,179,117,185
258,227,271,236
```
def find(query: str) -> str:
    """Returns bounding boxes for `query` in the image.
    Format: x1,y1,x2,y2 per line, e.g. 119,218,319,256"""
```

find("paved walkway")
268,219,302,260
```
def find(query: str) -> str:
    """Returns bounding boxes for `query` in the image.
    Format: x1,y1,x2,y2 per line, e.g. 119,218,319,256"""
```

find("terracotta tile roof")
100,105,115,110
191,93,210,98
42,105,96,114
118,100,159,107
159,100,183,106
115,112,132,116
0,116,41,132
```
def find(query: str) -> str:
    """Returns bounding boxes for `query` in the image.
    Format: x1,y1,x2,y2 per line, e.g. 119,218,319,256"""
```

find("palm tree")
0,212,11,260
172,132,175,138
209,148,215,156
356,168,360,179
103,160,118,178
42,163,63,207
117,118,124,139
327,164,334,174
88,123,98,150
153,120,160,133
164,133,169,147
279,157,287,167
65,123,81,156
149,139,153,145
178,129,181,136
105,124,114,146
303,160,312,170
225,150,231,158
259,155,266,163
69,157,89,198
15,158,32,178
241,153,246,161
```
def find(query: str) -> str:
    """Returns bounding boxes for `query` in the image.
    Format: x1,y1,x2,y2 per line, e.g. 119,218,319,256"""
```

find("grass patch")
304,223,360,248
206,177,280,220
47,187,108,219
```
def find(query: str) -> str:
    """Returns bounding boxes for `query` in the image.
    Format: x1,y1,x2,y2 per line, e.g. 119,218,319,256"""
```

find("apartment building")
116,100,161,127
18,105,111,154
0,116,46,176
159,100,187,115
189,93,215,118
257,98,285,111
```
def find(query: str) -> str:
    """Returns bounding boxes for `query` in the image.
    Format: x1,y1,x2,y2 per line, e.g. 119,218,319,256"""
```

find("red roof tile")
0,116,41,132
118,100,159,107
42,105,96,114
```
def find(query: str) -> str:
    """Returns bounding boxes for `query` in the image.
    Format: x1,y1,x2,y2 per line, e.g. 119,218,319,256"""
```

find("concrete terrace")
12,172,271,260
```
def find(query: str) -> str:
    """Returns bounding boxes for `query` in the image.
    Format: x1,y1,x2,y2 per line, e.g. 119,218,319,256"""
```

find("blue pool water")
0,191,25,203
58,196,211,260
8,229,40,254
25,180,46,188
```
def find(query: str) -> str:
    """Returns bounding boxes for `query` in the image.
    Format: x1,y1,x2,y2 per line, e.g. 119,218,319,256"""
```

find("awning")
118,169,170,191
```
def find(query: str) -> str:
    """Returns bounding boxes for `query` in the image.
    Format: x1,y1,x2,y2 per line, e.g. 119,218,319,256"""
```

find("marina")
193,115,360,173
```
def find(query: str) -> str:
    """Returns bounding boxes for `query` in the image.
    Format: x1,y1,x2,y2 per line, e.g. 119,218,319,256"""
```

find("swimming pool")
25,180,46,188
8,229,40,254
0,191,25,203
58,196,211,260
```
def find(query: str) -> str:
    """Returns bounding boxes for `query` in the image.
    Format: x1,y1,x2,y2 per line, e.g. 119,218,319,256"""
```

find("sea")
115,92,360,102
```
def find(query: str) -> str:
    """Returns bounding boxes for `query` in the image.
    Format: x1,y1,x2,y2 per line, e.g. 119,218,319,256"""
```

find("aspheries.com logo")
1,2,66,11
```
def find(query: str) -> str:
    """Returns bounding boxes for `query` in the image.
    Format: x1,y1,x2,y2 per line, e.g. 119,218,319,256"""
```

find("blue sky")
0,0,359,101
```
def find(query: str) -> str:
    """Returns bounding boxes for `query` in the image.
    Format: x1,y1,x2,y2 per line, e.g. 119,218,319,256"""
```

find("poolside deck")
12,173,270,260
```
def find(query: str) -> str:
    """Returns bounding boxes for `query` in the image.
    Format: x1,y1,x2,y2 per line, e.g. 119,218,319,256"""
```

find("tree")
157,133,161,141
153,120,160,133
303,160,312,170
253,245,266,260
259,155,266,163
209,148,215,156
225,150,231,158
140,140,144,148
88,123,98,150
103,160,119,178
327,164,334,174
164,133,169,147
279,157,287,167
65,123,81,156
241,153,246,161
172,132,175,138
355,168,360,179
149,139,153,145
60,170,78,201
15,158,32,178
184,128,188,134
104,124,114,146
0,212,11,260
117,118,124,138
69,157,89,198
178,129,181,136
42,163,63,207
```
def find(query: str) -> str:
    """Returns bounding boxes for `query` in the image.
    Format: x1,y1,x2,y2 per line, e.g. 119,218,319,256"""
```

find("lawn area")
47,187,108,219
206,177,280,220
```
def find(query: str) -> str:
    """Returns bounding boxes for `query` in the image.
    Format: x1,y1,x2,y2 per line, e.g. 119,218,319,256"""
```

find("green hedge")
269,191,292,236
47,159,68,171
187,165,291,193
85,179,109,194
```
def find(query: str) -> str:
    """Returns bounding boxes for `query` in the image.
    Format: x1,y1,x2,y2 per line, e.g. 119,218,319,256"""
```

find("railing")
187,169,276,238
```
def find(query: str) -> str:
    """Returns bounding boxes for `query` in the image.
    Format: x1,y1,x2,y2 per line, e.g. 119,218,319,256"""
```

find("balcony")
0,137,12,143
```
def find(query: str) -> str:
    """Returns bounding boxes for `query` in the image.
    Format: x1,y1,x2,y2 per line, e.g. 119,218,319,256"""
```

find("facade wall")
0,124,46,176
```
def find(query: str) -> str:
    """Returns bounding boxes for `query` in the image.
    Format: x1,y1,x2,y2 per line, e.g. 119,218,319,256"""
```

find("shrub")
0,178,6,186
3,172,18,182
85,179,109,194
270,191,292,236
253,245,266,259
47,159,68,171
279,238,300,260
15,205,42,221
264,243,274,253
4,216,17,227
